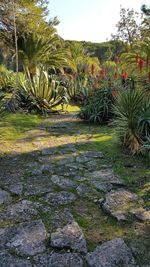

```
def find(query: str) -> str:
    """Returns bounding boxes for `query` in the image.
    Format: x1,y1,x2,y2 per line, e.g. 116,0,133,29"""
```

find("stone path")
0,113,150,266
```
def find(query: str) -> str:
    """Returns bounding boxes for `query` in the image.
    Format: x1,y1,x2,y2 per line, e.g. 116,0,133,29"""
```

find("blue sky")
48,0,149,43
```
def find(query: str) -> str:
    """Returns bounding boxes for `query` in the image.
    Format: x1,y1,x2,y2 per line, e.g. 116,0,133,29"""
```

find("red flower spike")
91,64,95,77
122,71,128,80
114,72,118,80
101,68,106,77
112,88,117,98
138,59,144,70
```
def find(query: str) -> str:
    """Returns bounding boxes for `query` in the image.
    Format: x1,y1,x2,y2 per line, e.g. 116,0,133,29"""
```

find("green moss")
71,200,130,251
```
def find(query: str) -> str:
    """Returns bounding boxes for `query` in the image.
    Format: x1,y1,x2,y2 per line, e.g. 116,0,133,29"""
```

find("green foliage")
66,41,100,74
68,76,93,103
0,91,5,101
85,40,127,63
114,89,150,154
0,0,49,44
57,74,94,105
0,65,16,92
78,88,115,124
141,4,150,16
0,90,6,115
112,7,141,46
15,66,69,113
0,0,62,71
18,33,71,75
138,97,150,138
142,136,150,158
120,39,150,77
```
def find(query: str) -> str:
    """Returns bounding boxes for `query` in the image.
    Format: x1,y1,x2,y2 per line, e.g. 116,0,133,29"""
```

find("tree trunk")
13,0,18,75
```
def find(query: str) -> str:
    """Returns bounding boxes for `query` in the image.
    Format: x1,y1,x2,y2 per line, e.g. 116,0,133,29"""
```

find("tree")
18,32,72,75
0,0,49,38
0,0,49,69
120,39,150,76
112,7,142,47
66,41,100,75
85,40,127,63
141,4,150,16
140,5,150,41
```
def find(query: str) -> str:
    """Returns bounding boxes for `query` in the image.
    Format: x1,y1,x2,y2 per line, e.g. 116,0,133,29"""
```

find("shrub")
78,88,115,123
58,74,93,104
114,89,150,154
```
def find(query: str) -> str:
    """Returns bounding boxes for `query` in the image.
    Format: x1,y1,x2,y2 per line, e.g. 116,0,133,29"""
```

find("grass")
53,103,80,113
0,103,80,142
0,112,42,142
71,199,127,250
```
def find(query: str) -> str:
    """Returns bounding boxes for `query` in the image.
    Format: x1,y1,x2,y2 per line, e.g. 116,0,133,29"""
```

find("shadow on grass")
0,111,115,143
0,133,149,203
0,111,149,201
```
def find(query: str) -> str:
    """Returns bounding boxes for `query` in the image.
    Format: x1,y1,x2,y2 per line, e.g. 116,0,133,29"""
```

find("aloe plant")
78,88,115,123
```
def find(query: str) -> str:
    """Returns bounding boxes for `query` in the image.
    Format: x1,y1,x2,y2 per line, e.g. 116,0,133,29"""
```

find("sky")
48,0,149,43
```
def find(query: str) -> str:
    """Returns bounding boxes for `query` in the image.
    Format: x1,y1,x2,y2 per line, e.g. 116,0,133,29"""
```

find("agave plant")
16,66,69,113
114,89,150,154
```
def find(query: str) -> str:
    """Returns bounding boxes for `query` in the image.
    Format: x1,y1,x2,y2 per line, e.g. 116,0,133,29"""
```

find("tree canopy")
0,0,50,45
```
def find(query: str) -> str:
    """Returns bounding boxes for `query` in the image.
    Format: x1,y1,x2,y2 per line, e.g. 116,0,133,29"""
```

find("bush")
114,89,150,154
58,74,94,104
78,88,115,123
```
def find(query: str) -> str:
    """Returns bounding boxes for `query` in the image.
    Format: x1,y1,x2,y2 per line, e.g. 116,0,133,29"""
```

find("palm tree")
120,40,150,75
66,41,100,75
119,40,150,91
18,29,72,75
